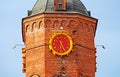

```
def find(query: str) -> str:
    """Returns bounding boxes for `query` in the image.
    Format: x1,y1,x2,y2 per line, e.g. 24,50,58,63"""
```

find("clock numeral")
54,47,56,49
53,43,55,45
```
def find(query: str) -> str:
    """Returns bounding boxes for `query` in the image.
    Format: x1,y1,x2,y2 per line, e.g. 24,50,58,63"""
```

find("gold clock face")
49,33,73,56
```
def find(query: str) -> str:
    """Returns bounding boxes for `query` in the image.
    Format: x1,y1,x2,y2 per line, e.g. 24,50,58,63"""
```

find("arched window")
52,72,70,77
30,74,40,77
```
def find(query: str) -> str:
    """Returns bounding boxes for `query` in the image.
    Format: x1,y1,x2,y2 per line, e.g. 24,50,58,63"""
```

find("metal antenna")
96,45,105,49
13,44,24,49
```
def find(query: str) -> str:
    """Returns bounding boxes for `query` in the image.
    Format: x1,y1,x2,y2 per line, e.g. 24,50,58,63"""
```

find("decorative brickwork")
22,13,97,77
22,48,26,73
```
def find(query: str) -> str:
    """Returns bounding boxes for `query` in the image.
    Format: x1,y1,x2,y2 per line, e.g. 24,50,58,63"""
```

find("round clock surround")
49,33,73,56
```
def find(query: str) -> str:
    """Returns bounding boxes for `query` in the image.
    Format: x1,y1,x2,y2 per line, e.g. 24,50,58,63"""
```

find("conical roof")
29,0,89,16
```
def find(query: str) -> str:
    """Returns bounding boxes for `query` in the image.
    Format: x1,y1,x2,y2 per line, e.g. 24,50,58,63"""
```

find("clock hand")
59,41,66,52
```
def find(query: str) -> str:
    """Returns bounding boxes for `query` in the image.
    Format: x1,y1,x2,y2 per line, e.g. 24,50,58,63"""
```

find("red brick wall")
22,13,97,77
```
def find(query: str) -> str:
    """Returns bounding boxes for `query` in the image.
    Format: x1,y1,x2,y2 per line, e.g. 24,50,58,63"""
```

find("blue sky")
0,0,120,77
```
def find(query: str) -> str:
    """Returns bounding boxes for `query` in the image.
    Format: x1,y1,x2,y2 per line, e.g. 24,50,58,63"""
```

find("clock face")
49,33,73,56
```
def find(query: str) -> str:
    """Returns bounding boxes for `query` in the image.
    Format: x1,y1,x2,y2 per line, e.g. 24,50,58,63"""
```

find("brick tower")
21,0,98,77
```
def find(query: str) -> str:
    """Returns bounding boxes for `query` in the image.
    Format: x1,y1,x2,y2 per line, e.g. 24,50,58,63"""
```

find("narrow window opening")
54,0,66,11
58,0,63,10
59,0,62,4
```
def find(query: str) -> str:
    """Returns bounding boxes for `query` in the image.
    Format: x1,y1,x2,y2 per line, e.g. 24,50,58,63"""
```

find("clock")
49,33,73,56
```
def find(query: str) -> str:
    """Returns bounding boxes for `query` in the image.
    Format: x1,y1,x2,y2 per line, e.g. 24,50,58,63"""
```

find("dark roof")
29,0,89,16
